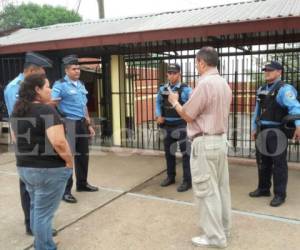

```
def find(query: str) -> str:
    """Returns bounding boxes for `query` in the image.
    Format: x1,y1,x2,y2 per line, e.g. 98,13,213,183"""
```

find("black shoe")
52,229,58,237
270,196,285,207
26,228,58,237
249,189,271,197
26,227,33,236
62,193,77,203
77,183,99,192
177,182,192,192
160,177,175,187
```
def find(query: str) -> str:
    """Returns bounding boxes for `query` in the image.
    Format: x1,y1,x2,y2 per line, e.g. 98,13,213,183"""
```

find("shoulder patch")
285,90,296,100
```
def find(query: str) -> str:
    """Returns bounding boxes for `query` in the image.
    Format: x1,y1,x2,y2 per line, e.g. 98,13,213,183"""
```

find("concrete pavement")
0,149,300,250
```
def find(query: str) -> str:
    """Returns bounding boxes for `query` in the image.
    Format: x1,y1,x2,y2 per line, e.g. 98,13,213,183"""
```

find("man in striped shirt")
168,47,232,248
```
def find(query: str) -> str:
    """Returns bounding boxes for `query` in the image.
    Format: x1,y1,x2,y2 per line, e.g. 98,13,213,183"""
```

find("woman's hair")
12,73,46,117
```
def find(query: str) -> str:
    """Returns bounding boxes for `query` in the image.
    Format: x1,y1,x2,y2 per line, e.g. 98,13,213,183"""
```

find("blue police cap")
262,61,283,71
25,52,53,68
62,55,79,66
167,63,181,73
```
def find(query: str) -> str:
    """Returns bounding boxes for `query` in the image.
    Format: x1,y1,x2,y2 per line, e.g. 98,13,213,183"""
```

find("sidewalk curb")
91,146,300,170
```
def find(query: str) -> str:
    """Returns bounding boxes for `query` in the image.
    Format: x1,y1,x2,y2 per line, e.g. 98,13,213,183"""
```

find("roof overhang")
0,16,299,55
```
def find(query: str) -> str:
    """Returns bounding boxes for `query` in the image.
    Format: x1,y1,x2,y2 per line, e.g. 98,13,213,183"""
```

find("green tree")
0,3,82,30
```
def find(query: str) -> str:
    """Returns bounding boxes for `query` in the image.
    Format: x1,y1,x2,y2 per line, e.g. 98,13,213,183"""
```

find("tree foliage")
0,3,82,30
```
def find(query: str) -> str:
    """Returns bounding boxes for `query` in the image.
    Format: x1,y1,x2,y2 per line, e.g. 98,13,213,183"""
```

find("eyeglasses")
264,69,276,72
167,72,179,75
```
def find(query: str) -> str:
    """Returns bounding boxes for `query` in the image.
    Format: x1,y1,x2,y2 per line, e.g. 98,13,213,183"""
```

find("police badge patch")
285,91,295,100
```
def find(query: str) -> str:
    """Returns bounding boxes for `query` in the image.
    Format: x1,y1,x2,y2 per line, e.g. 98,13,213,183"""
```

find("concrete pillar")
110,55,125,146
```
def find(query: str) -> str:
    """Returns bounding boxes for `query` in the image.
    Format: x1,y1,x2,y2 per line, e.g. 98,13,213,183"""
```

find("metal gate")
0,56,24,120
116,33,300,161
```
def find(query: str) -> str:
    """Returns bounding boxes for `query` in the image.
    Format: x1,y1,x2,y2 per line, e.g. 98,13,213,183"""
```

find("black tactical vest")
257,81,288,124
161,83,187,119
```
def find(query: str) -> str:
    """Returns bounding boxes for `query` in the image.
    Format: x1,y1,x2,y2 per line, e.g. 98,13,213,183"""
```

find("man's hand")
88,125,96,137
10,126,16,144
292,126,300,141
157,116,165,125
251,131,257,141
66,160,74,169
167,87,179,106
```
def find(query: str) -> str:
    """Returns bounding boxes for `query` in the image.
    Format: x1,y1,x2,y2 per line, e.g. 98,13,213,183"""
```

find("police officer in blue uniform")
52,55,98,203
249,61,300,207
156,63,192,192
4,52,54,235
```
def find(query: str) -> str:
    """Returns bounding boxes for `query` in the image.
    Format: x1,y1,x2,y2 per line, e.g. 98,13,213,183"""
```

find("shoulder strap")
179,83,188,90
158,83,167,94
177,83,188,95
268,81,285,96
258,84,266,92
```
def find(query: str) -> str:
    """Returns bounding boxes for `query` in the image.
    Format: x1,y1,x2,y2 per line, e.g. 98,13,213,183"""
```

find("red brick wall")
131,67,258,125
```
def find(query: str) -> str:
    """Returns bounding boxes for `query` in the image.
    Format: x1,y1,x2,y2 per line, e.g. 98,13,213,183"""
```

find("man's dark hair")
196,47,219,67
23,62,41,70
64,64,79,70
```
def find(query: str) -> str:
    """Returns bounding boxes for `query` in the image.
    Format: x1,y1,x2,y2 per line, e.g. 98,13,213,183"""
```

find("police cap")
25,52,53,68
262,61,283,71
62,54,79,66
167,63,181,73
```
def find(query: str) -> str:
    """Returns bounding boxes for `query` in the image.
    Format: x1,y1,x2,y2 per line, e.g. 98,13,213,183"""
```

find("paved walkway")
0,148,300,250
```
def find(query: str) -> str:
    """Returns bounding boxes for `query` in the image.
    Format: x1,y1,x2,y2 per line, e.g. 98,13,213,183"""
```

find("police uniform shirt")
155,82,192,123
4,73,24,116
51,75,88,120
252,78,300,131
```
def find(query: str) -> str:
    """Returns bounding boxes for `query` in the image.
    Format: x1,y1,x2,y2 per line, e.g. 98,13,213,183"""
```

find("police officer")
156,63,192,192
52,55,98,203
249,61,300,207
4,52,54,235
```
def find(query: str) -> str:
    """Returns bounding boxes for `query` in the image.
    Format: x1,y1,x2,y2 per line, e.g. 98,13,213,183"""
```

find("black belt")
163,120,186,128
65,117,86,122
191,132,224,141
79,117,86,123
260,124,281,130
67,118,86,124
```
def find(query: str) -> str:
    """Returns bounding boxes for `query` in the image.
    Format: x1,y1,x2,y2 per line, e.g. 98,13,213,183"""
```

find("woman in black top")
11,73,73,250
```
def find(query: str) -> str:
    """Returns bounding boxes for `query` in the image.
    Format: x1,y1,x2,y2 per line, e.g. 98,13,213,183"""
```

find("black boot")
270,196,285,207
249,189,271,197
25,224,33,236
177,182,192,192
160,177,175,187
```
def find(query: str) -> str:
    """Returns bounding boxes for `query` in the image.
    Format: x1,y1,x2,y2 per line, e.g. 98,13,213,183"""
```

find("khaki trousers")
191,134,232,245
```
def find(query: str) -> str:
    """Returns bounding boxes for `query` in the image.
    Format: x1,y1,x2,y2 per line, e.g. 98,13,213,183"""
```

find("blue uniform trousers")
64,119,90,194
256,126,288,198
162,123,191,183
